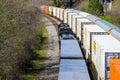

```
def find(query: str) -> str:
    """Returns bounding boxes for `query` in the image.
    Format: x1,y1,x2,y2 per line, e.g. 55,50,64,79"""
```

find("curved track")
36,14,61,80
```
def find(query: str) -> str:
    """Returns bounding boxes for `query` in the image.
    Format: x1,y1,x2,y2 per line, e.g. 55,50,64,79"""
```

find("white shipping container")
71,15,83,33
79,12,90,17
64,9,73,23
60,40,83,59
58,59,91,80
48,6,53,15
92,35,120,80
56,8,60,18
68,12,77,28
76,18,92,41
86,14,101,22
53,7,57,17
60,8,64,21
40,5,45,13
83,24,107,61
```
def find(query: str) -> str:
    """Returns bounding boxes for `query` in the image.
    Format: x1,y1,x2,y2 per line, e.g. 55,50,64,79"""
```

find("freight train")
40,5,120,80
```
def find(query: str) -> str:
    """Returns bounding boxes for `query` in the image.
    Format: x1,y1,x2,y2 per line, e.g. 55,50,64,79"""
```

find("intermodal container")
86,14,101,22
44,6,49,14
60,8,64,21
110,59,120,80
64,9,73,23
53,7,57,17
56,8,60,18
68,12,77,28
79,11,90,17
71,15,83,33
92,35,120,80
58,59,91,80
48,6,53,15
83,24,107,61
40,5,45,13
76,18,92,42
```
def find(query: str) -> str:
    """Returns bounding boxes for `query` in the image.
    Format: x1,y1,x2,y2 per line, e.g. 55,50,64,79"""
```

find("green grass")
22,26,48,80
31,50,47,69
36,50,47,57
21,74,35,80
99,15,113,23
99,15,120,26
42,27,48,38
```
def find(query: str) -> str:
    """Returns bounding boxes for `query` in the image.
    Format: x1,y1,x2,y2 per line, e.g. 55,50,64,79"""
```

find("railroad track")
43,14,61,32
38,14,60,80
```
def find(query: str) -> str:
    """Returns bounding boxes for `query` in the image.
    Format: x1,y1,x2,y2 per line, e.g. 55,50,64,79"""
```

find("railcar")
60,39,83,59
58,59,91,80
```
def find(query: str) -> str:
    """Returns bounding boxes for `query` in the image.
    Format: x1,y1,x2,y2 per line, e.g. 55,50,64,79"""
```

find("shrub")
77,0,89,11
87,0,104,16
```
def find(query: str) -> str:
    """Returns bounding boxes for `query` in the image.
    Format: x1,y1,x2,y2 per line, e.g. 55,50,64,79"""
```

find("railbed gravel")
35,15,60,80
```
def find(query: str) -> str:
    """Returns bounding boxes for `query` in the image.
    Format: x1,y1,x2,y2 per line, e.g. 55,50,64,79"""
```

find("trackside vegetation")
0,0,48,80
86,0,104,16
21,26,48,80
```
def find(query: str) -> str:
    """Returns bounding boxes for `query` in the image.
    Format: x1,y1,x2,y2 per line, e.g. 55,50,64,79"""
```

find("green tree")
0,0,42,79
87,0,104,16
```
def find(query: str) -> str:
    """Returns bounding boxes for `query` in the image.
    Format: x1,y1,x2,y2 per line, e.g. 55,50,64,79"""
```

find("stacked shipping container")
72,15,83,34
60,8,64,21
76,18,92,41
68,12,77,28
64,9,73,23
82,24,108,61
92,35,120,80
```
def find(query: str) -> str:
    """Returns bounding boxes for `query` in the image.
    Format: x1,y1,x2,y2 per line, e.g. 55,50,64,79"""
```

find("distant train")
40,5,120,80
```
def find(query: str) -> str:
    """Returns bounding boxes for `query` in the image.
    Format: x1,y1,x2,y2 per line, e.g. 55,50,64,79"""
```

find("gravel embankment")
36,15,60,80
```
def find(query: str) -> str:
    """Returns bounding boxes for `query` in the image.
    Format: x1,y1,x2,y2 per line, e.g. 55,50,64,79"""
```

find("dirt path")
35,15,60,80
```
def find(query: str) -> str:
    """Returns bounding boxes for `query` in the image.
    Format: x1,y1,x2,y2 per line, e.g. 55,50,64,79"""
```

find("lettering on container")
93,41,96,54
